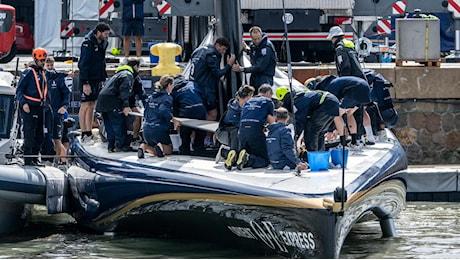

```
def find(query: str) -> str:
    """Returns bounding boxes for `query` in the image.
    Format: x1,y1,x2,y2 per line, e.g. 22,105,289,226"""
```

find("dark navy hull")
66,129,407,258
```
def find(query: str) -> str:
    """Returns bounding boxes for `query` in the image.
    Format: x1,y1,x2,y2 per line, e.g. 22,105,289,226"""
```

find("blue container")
148,42,180,64
330,148,349,168
307,151,330,171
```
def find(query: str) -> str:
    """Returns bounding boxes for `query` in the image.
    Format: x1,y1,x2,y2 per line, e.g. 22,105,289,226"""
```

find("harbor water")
0,202,459,258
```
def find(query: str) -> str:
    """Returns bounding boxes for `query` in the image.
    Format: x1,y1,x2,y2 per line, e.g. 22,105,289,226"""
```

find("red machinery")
0,4,16,63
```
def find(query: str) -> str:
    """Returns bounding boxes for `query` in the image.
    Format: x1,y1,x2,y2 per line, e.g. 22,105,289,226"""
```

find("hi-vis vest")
24,69,48,105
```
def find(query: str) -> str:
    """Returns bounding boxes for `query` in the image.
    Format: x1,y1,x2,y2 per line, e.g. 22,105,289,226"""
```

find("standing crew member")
190,37,236,121
44,57,72,164
327,25,376,145
122,0,145,63
232,26,277,92
78,22,110,144
16,48,51,166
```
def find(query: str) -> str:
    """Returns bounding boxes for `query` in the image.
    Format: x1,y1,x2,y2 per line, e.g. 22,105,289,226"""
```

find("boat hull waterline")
66,129,407,258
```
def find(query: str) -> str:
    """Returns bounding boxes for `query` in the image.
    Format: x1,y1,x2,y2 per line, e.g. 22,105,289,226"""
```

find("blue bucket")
330,148,349,168
307,151,330,171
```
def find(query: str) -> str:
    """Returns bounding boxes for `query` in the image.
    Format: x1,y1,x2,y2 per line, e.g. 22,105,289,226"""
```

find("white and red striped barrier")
377,20,391,35
156,0,171,15
448,0,460,18
99,0,115,19
392,1,407,15
61,22,75,38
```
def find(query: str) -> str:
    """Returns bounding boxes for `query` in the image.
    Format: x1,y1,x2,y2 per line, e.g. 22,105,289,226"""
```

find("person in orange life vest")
16,48,52,166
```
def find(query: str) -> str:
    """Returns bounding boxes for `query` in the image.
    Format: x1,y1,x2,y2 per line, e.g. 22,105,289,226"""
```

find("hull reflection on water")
0,202,459,258
341,202,460,258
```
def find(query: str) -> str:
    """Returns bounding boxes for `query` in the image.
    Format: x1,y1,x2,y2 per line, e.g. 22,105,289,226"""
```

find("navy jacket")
47,70,70,113
171,77,206,119
144,89,173,131
333,38,366,80
190,44,231,105
17,65,50,108
95,66,134,113
78,31,108,84
122,0,144,20
266,122,300,169
240,95,274,127
323,76,370,108
222,98,242,127
283,91,339,136
245,34,277,89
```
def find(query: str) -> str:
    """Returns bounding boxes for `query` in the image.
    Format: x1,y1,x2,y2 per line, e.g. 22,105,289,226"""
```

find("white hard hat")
327,26,345,40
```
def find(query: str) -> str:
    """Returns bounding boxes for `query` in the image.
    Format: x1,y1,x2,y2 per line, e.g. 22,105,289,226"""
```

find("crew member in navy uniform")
78,22,110,144
95,58,140,153
44,57,72,164
316,76,371,148
276,87,340,152
170,75,207,155
232,26,277,93
266,107,308,170
16,48,52,166
232,84,275,170
327,25,376,145
138,75,178,158
189,37,236,121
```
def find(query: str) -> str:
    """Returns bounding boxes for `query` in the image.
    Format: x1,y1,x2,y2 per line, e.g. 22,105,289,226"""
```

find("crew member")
95,58,140,152
16,48,52,166
233,84,275,170
78,22,110,144
232,26,277,93
276,87,340,152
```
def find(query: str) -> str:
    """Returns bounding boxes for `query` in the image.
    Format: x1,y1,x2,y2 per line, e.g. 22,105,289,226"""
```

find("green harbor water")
0,202,459,258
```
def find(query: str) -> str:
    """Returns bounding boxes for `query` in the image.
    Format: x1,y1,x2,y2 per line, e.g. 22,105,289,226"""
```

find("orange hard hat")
32,47,48,60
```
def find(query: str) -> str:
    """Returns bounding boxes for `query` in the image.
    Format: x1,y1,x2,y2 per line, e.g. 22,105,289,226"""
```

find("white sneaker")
377,130,388,142
81,135,94,145
215,144,229,164
348,142,363,151
136,57,144,65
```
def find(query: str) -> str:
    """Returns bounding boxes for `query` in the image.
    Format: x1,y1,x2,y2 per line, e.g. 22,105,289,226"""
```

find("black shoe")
236,149,249,170
115,146,134,152
25,161,45,167
154,145,164,158
137,148,145,159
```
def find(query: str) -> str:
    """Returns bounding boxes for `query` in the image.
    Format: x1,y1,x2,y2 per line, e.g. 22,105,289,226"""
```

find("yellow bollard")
150,42,182,76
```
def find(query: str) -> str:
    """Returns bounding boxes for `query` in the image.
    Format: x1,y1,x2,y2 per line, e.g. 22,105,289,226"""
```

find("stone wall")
291,64,460,165
392,99,460,165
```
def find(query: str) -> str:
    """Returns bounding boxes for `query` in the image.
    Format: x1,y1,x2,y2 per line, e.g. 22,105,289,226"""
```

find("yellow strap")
315,90,328,104
425,19,429,61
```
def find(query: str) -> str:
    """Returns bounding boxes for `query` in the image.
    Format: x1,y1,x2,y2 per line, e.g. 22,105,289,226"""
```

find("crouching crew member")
95,58,140,152
218,85,254,168
266,107,308,170
316,76,371,148
276,87,340,152
231,84,275,170
138,75,178,158
171,75,207,155
16,48,52,166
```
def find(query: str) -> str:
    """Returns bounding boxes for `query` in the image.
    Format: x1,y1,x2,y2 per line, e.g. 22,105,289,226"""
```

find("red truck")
0,4,16,63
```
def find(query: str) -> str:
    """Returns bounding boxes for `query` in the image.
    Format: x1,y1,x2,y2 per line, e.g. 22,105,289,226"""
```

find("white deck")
80,129,398,195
